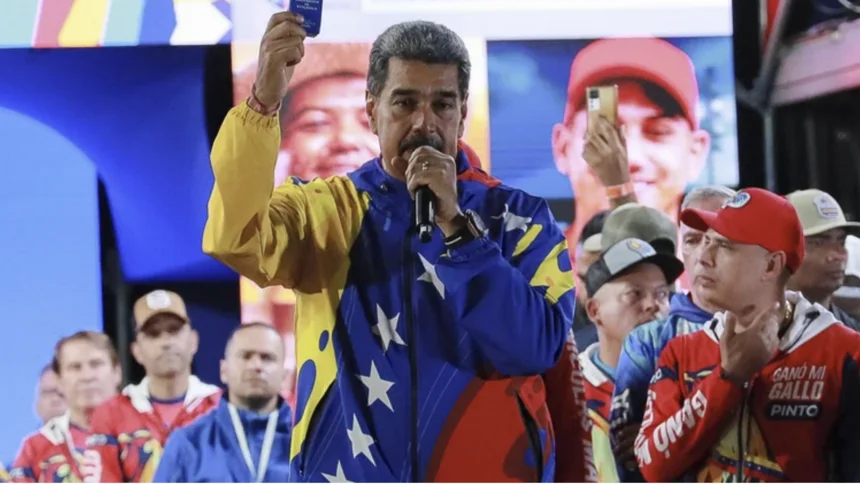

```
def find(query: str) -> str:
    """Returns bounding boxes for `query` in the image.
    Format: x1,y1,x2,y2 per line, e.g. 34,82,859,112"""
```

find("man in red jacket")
11,332,120,483
83,290,220,482
635,188,860,482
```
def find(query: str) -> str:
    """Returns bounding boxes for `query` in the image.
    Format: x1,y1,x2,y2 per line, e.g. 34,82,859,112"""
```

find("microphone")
415,186,436,243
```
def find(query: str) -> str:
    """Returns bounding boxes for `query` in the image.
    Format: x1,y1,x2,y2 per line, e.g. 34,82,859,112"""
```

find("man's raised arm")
202,102,314,289
203,12,315,289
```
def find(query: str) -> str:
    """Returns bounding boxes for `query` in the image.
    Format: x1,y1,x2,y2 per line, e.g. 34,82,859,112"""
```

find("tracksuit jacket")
609,292,712,481
202,102,590,482
635,292,860,482
153,397,292,482
10,413,83,482
85,376,221,482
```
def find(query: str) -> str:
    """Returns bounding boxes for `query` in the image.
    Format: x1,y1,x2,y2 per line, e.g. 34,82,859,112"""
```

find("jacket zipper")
736,382,751,482
402,235,419,482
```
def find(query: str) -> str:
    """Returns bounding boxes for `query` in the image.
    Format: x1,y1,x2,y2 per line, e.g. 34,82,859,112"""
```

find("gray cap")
585,238,684,296
600,203,678,253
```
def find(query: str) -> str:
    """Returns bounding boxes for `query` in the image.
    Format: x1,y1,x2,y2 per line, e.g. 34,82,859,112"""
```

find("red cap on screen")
680,188,806,272
564,38,699,129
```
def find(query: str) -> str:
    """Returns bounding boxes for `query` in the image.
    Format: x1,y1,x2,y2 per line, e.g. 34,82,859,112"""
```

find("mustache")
399,134,443,156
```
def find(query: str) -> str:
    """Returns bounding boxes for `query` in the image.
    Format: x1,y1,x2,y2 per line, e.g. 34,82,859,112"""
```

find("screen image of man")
155,323,291,482
204,14,592,483
10,332,120,483
84,290,221,482
551,38,711,249
635,188,860,482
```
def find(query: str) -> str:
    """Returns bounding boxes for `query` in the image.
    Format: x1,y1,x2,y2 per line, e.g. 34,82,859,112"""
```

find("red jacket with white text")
10,414,84,483
635,292,860,482
84,376,220,482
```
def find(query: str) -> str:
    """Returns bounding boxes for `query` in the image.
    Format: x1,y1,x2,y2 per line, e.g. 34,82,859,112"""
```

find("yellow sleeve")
202,102,312,289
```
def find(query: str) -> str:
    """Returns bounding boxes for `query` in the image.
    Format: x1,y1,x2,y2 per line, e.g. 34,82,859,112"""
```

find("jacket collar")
705,291,839,353
578,342,612,386
39,412,71,445
216,394,293,427
123,375,221,413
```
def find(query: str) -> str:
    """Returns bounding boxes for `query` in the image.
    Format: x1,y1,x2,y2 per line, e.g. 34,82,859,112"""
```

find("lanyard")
60,428,82,479
228,404,279,483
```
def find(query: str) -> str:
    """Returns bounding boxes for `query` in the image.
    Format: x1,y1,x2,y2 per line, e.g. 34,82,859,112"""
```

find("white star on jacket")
321,461,352,483
372,304,405,351
493,203,531,232
347,415,377,465
358,361,395,411
418,253,446,298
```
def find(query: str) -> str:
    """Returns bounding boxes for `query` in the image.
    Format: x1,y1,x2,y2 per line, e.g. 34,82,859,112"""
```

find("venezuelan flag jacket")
203,103,580,482
635,292,860,482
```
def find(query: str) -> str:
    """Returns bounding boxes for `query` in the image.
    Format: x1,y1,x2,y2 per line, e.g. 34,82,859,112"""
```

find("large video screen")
0,0,232,48
231,0,736,404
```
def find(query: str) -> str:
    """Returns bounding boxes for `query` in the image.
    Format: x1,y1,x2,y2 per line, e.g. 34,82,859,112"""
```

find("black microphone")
415,186,436,243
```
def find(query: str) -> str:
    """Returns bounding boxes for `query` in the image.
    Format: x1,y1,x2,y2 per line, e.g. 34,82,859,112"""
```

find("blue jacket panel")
153,398,292,483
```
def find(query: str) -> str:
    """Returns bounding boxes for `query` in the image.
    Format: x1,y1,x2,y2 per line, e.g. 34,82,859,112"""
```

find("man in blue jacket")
154,323,292,482
203,14,587,483
607,185,735,481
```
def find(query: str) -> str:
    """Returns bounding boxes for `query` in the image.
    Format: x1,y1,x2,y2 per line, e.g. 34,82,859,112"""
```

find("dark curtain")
774,88,860,219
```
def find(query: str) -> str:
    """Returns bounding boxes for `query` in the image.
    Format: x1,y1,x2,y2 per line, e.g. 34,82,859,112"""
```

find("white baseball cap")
786,189,860,237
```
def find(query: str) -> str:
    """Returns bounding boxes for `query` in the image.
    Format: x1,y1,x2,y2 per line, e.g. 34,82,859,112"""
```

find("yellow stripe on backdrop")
58,0,110,47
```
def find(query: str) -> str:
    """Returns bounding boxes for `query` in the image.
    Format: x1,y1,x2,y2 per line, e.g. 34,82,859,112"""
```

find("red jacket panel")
84,376,220,482
635,293,860,482
10,414,82,483
543,331,598,482
578,343,617,483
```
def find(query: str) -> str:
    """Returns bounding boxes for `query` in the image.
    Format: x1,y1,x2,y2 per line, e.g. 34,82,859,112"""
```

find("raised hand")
253,12,308,108
719,303,782,385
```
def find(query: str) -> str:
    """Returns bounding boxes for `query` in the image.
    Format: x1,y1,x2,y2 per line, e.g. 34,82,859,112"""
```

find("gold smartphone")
586,85,619,128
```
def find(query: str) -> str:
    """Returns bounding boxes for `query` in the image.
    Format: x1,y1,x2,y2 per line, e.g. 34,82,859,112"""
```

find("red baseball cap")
680,188,806,272
564,38,699,129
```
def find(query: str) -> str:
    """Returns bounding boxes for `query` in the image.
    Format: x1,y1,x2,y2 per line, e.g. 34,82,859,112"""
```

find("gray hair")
367,21,471,99
681,185,737,211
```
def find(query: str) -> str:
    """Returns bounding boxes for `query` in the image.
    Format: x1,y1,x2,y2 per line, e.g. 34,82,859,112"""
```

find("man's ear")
458,95,469,138
585,298,601,325
687,128,711,180
130,341,142,366
552,123,572,175
366,91,378,135
219,359,228,386
189,329,200,357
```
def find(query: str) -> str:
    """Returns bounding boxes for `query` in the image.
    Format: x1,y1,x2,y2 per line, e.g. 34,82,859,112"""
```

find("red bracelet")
605,181,635,199
247,84,281,116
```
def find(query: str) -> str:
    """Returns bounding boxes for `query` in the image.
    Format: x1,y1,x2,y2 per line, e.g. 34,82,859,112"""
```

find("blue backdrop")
0,105,102,463
0,47,233,283
0,45,238,464
487,36,738,200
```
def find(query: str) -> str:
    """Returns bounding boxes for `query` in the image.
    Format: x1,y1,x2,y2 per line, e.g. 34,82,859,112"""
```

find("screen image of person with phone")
551,38,712,250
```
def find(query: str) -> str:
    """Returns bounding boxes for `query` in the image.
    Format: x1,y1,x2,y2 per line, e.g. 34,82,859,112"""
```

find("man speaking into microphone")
203,14,591,483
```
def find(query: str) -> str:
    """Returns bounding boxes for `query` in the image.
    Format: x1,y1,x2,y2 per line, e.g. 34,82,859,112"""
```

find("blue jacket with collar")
153,397,292,483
